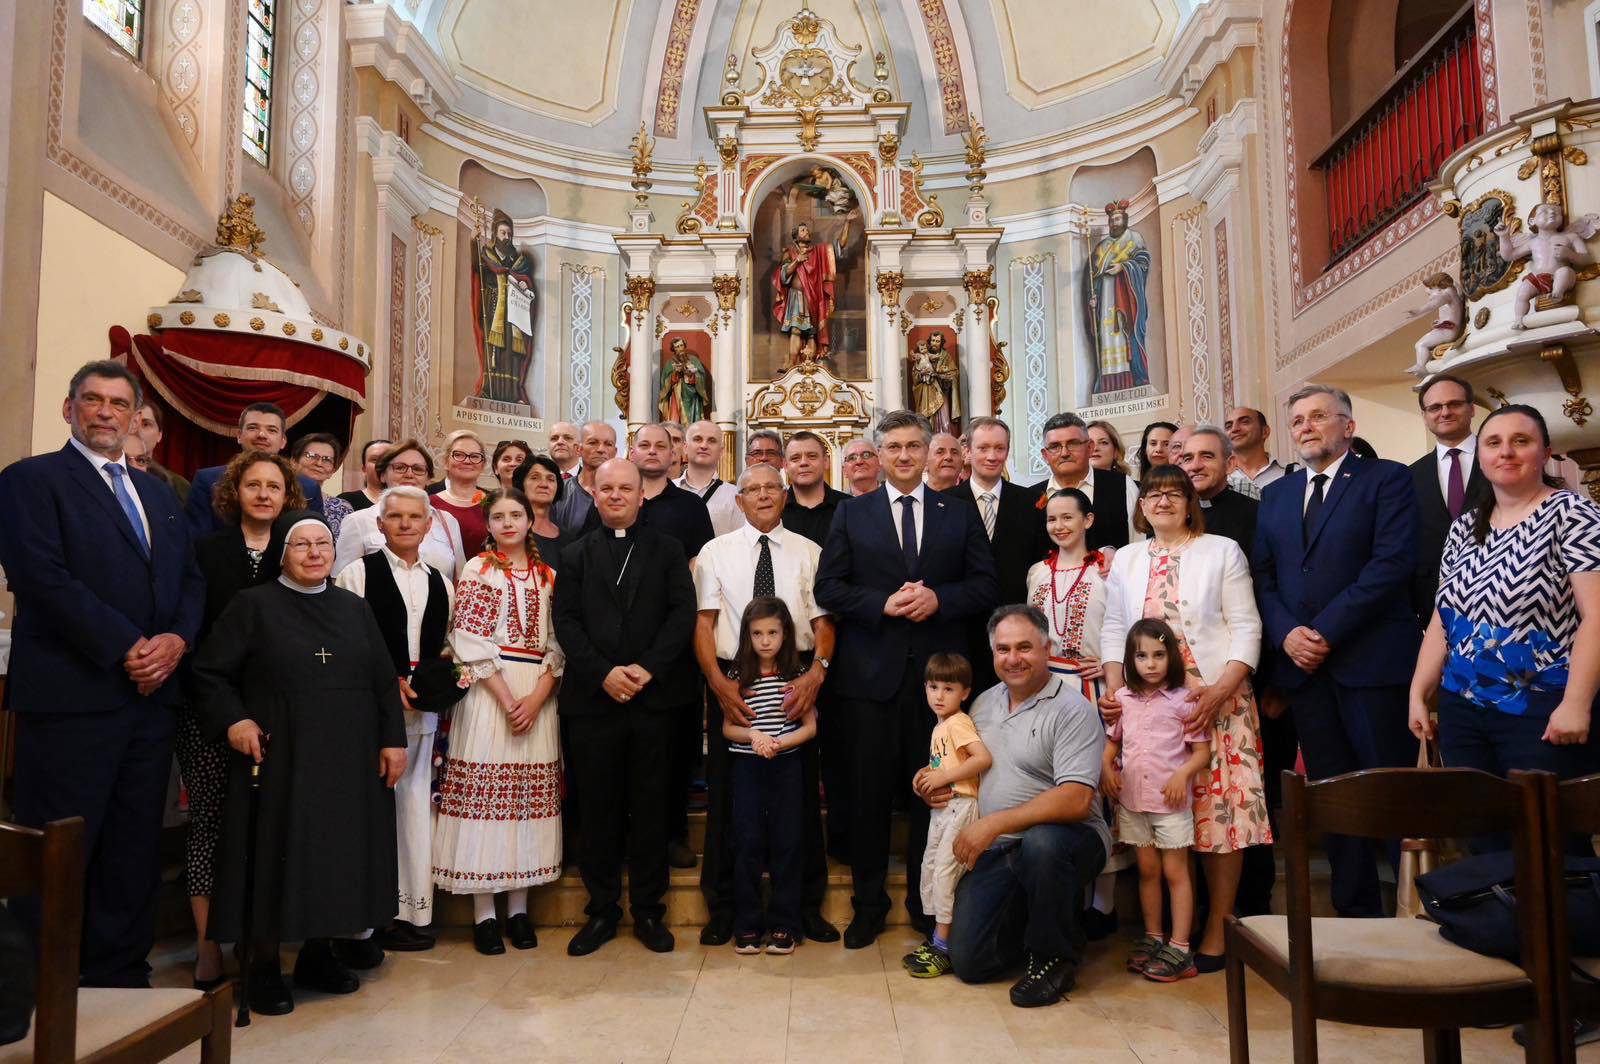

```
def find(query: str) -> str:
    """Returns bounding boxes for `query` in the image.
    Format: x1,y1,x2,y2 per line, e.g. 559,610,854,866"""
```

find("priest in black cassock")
192,512,408,1017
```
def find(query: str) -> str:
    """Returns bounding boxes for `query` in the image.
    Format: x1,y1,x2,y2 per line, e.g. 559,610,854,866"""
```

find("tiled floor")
152,925,1588,1063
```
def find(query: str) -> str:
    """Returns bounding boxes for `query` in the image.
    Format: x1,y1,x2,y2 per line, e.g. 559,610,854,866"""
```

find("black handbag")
0,903,35,1046
1416,851,1600,963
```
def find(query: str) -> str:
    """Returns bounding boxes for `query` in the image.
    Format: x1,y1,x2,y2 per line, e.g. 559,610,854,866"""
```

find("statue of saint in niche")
1083,200,1152,396
773,222,838,367
909,330,960,434
470,209,536,405
658,336,711,425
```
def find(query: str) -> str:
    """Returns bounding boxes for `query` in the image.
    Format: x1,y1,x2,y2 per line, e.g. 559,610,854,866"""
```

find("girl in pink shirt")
1101,618,1212,983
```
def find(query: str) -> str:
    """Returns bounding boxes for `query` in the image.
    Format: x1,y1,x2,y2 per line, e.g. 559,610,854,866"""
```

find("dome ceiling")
400,0,1201,157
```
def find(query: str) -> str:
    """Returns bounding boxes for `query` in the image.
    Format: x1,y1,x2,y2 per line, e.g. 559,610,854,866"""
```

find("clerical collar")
278,573,326,594
608,526,632,539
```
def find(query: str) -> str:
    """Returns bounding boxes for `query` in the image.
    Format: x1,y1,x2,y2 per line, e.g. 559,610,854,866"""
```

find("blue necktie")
898,495,918,578
105,463,151,557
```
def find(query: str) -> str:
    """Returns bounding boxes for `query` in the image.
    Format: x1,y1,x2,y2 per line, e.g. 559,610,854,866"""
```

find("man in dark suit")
0,360,204,987
1409,374,1487,624
782,430,850,546
815,409,999,948
1029,412,1136,554
1179,424,1259,559
184,401,323,538
1252,385,1421,918
554,458,697,957
947,415,1046,691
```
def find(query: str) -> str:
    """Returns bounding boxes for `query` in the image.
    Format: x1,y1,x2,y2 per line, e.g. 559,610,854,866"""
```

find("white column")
962,288,991,420
626,282,653,430
869,232,913,415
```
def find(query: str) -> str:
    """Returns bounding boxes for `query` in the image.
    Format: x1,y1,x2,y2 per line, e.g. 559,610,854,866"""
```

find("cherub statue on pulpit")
1495,202,1600,329
773,222,837,365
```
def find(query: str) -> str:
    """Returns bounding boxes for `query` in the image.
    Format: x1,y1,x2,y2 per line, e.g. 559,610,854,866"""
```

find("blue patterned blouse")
1436,490,1600,716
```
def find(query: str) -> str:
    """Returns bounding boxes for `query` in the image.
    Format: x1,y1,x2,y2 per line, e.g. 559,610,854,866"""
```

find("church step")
676,808,908,854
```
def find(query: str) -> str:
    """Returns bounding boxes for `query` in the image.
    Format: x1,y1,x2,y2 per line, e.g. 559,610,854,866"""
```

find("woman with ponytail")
1410,404,1600,809
432,487,565,954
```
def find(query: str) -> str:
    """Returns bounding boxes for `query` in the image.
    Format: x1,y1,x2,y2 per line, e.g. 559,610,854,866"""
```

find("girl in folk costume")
433,488,564,956
1025,487,1130,937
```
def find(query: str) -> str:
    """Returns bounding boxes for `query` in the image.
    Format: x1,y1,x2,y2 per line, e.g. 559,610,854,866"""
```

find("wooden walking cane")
236,756,264,1027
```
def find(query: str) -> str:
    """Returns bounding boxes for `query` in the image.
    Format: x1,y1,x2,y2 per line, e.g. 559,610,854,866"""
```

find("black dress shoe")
1009,952,1075,1008
667,839,698,869
567,915,618,956
193,972,227,992
1082,908,1119,943
633,916,676,953
247,964,294,1016
506,913,539,950
699,910,735,946
843,916,884,950
473,918,506,956
376,920,436,952
331,937,385,970
801,912,840,944
293,940,360,995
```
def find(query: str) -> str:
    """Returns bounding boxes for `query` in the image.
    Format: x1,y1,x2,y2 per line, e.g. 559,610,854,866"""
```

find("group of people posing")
1,361,1595,1017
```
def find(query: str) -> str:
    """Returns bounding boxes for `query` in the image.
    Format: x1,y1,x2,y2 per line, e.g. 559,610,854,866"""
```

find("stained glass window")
83,0,143,58
242,0,276,165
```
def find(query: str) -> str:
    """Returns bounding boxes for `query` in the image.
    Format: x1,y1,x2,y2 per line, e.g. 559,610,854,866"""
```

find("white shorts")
1116,806,1195,850
919,795,979,924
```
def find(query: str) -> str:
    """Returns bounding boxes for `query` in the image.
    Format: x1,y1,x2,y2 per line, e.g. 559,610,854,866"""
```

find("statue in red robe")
772,222,836,366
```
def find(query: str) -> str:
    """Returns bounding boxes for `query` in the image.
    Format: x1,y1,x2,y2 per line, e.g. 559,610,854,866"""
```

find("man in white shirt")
1030,412,1137,551
334,486,456,954
675,419,743,536
548,421,582,481
1225,406,1294,489
1408,374,1485,622
692,463,838,946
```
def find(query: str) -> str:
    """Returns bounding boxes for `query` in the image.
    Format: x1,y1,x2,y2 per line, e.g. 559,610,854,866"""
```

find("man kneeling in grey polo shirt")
935,603,1110,1007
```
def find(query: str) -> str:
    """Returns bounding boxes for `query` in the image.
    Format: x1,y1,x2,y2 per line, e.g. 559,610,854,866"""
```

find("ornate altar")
611,3,1006,481
1428,97,1600,501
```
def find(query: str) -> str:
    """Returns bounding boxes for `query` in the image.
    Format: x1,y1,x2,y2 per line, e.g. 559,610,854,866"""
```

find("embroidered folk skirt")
432,649,563,893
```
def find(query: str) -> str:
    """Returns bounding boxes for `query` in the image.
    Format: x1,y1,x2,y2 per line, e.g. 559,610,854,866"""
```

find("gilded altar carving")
797,107,821,152
963,267,994,314
877,132,900,166
716,135,739,167
610,345,630,414
1458,190,1525,300
876,271,904,323
216,194,266,255
962,115,989,191
676,160,714,235
712,274,740,324
629,123,655,207
624,275,656,328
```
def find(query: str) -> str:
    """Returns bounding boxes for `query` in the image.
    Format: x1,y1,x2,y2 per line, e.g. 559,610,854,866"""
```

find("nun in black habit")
192,511,408,1016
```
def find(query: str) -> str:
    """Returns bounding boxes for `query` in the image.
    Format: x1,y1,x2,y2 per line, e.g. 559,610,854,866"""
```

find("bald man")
675,419,743,536
548,421,581,481
552,420,614,532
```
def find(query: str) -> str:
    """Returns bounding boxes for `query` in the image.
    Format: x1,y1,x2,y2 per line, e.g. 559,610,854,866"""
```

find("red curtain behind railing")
1315,8,1482,266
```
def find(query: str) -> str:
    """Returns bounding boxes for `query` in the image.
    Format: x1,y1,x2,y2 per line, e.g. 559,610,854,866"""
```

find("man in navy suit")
815,409,999,948
0,360,204,986
1409,374,1488,624
1252,384,1420,917
184,401,322,538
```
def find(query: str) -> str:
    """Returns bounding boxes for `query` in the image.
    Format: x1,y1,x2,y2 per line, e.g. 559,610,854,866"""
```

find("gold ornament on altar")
963,267,995,313
722,54,742,106
216,194,267,255
629,123,655,207
610,346,630,414
624,275,656,329
676,160,711,235
872,52,892,103
797,107,821,152
877,132,900,166
712,274,741,323
717,135,739,167
962,115,989,191
876,270,904,324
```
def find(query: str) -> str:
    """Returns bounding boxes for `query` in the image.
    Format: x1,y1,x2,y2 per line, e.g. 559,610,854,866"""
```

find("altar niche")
752,165,868,383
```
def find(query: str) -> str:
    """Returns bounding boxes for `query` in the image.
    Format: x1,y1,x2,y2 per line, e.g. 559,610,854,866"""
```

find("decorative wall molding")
410,218,440,442
1157,0,1262,104
1014,255,1053,480
163,0,203,147
650,0,700,138
1154,98,1256,205
910,0,975,136
1214,218,1236,414
565,264,605,424
994,185,1158,245
1276,246,1459,368
345,0,462,120
1526,0,1548,105
418,174,625,255
1177,206,1212,422
285,0,325,235
388,231,408,438
358,115,429,218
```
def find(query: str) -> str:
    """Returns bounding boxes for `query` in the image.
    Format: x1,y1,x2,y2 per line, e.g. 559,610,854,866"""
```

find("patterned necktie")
1445,448,1465,520
562,470,572,481
753,534,775,598
105,463,150,557
1303,473,1328,535
898,495,919,577
979,491,996,540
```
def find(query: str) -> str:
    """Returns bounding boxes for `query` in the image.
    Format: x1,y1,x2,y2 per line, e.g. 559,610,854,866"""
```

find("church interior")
3,0,1600,1061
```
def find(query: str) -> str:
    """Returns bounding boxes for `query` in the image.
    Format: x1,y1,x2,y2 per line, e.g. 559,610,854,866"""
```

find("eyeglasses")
449,450,485,465
1422,399,1470,416
387,462,430,476
1043,440,1088,455
1289,410,1348,431
1141,490,1187,504
285,538,333,552
300,453,336,468
842,453,877,465
739,484,784,496
746,448,781,460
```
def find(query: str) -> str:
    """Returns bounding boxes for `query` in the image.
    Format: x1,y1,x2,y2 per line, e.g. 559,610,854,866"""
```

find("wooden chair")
1224,768,1559,1064
1542,772,1600,1064
0,817,231,1063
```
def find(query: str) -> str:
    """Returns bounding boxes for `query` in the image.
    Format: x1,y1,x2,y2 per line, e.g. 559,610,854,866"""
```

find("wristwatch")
816,657,831,670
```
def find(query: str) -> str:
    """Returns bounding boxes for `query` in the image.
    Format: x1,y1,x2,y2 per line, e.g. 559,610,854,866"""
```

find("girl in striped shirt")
723,597,817,954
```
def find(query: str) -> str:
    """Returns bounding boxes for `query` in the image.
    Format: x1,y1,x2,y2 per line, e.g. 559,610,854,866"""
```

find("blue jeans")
730,751,804,936
1437,688,1600,852
947,822,1105,982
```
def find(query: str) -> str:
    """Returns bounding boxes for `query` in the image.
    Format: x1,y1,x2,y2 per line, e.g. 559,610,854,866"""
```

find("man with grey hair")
842,437,882,496
816,409,999,948
931,603,1108,1007
1252,383,1420,918
552,420,613,532
335,484,455,953
1030,411,1137,551
745,428,784,470
1171,423,1259,501
692,462,839,945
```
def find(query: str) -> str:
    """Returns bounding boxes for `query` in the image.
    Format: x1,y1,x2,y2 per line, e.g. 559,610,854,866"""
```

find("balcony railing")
1311,4,1482,267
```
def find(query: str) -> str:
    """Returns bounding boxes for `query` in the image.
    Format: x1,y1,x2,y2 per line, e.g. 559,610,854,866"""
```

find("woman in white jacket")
1100,465,1270,973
